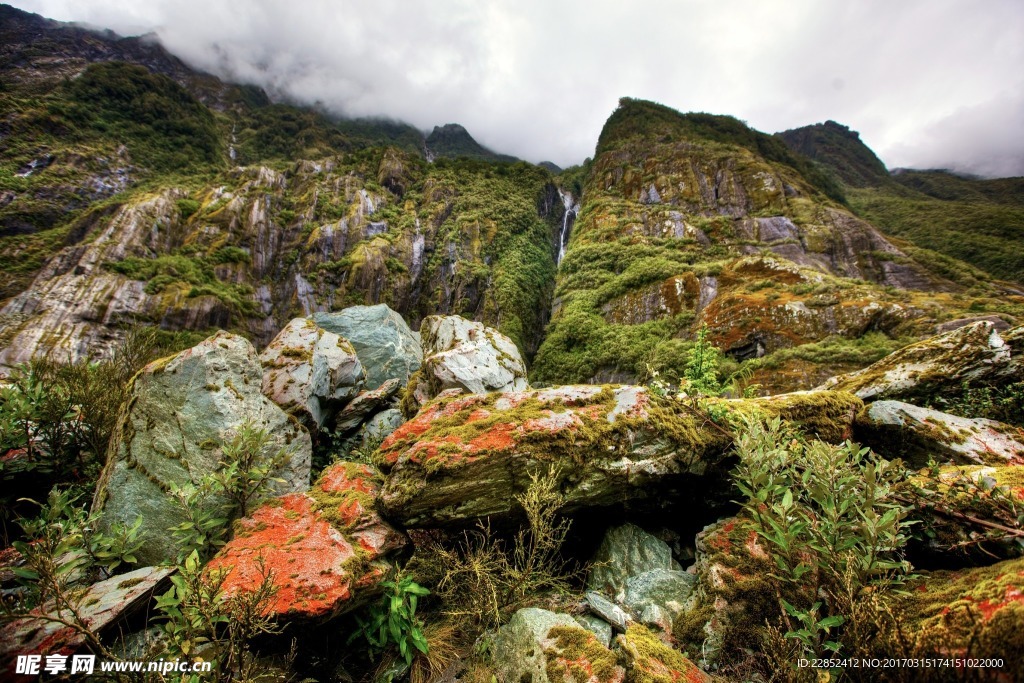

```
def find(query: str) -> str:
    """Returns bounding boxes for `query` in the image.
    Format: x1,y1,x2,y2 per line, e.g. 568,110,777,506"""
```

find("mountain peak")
424,123,517,163
777,121,888,187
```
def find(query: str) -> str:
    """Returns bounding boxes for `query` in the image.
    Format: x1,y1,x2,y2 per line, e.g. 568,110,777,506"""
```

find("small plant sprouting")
348,572,431,666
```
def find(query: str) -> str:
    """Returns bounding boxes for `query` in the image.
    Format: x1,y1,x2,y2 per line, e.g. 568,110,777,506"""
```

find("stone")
492,608,624,683
0,566,174,678
892,556,1024,677
623,569,697,632
575,614,614,648
417,315,528,401
361,408,404,446
92,332,312,565
259,318,365,429
819,322,1024,402
312,305,422,390
615,624,710,682
587,523,681,602
855,401,1024,467
332,378,403,434
206,461,406,621
376,386,861,527
586,591,633,633
936,315,1011,335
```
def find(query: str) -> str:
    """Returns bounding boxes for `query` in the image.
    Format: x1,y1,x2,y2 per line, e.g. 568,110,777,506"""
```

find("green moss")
620,624,706,683
544,625,621,682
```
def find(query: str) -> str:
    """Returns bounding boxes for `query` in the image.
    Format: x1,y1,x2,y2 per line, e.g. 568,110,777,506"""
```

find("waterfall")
556,189,579,265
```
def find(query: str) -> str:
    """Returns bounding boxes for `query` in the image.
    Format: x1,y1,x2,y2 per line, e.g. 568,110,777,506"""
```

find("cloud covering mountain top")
11,0,1024,176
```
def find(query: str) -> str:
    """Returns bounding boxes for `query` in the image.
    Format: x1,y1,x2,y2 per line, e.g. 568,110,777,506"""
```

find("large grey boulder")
854,401,1024,467
587,523,681,602
623,568,697,632
312,305,421,390
492,608,623,683
259,318,364,429
92,332,312,565
418,315,528,398
819,322,1023,402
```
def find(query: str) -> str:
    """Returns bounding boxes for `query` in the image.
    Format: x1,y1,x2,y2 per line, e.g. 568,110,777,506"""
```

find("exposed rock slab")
418,314,528,398
492,608,625,683
332,378,402,434
259,317,365,429
312,305,421,390
855,401,1024,467
92,332,312,565
587,523,681,602
376,386,861,527
206,461,406,621
819,322,1023,402
0,566,173,678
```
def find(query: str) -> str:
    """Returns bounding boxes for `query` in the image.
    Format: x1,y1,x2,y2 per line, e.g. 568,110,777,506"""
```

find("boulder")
206,461,406,621
819,322,1024,402
586,591,634,633
855,401,1024,467
891,556,1024,677
362,409,404,446
575,614,614,648
615,624,711,683
92,332,312,565
259,318,365,429
622,569,697,633
376,386,861,527
492,608,624,683
901,464,1024,563
587,524,681,602
0,566,174,678
418,315,528,398
312,305,421,390
674,517,781,669
332,379,403,434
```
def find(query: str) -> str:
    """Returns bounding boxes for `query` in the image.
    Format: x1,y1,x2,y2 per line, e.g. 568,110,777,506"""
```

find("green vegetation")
732,417,915,666
349,573,431,666
107,252,256,315
776,120,889,188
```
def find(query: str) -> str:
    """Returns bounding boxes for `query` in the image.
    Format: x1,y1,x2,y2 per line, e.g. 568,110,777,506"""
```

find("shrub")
349,572,430,666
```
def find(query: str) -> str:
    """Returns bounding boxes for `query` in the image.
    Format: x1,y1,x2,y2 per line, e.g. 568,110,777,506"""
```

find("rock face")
492,608,625,683
855,401,1024,467
259,318,365,429
206,461,406,621
820,322,1024,402
0,566,174,679
418,314,528,397
587,524,681,601
313,305,422,390
92,332,312,565
376,386,861,527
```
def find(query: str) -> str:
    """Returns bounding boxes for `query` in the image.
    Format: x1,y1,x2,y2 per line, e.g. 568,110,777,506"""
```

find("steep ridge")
779,121,1024,285
533,99,1023,392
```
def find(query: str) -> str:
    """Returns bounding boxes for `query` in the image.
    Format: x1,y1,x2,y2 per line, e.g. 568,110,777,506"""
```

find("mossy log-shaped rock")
855,401,1024,467
893,556,1024,678
92,332,312,565
820,322,1024,401
376,386,861,527
616,624,710,683
901,465,1024,564
206,462,406,621
259,317,365,430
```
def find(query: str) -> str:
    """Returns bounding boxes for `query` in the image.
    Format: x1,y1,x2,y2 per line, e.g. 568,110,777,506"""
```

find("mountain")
531,98,1022,392
424,123,519,163
779,121,1024,284
2,7,1024,683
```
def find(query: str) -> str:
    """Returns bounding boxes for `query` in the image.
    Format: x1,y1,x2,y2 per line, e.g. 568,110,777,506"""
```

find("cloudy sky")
11,0,1024,176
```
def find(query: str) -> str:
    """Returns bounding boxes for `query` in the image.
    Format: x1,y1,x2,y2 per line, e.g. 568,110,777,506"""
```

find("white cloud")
10,0,1024,175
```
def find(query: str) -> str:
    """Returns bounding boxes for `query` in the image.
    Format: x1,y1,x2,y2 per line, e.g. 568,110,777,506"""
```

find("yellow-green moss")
620,624,706,683
544,625,621,683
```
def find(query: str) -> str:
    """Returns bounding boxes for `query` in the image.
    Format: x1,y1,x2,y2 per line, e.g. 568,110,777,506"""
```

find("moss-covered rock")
855,400,1024,467
892,556,1024,678
205,461,406,621
616,624,710,683
91,332,312,565
820,321,1024,402
492,608,625,683
376,386,861,527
